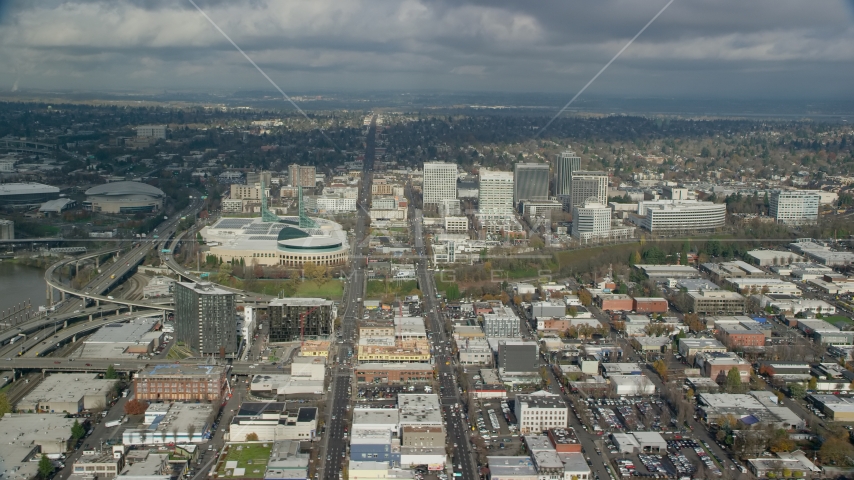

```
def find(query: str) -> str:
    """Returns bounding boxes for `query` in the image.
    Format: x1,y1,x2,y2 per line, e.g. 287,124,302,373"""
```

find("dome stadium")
202,217,348,268
84,181,165,214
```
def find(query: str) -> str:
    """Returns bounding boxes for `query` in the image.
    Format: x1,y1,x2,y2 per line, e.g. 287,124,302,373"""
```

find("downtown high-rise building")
554,149,581,207
513,163,550,206
174,282,236,357
423,161,458,207
478,169,515,214
570,171,608,212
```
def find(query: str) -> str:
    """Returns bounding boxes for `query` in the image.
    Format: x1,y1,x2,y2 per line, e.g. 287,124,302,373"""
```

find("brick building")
598,294,634,311
695,351,751,384
133,364,228,403
719,323,766,349
355,363,433,383
632,297,668,314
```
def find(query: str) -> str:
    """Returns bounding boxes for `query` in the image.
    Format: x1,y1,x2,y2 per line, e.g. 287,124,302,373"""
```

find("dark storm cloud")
0,0,851,98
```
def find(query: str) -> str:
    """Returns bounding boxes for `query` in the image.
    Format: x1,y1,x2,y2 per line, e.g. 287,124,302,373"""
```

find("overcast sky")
1,0,854,100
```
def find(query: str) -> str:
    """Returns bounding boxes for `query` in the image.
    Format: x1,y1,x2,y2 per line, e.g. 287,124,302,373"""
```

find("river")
0,261,47,313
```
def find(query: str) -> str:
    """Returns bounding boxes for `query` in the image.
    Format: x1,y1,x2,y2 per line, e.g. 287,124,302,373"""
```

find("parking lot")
604,436,725,478
585,397,673,435
469,399,522,455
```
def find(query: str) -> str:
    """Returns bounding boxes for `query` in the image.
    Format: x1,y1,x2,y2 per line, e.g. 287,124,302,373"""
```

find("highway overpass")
1,357,281,376
41,197,206,312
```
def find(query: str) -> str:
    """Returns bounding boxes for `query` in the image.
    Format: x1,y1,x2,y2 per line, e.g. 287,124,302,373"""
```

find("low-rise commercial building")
688,290,747,315
610,375,656,396
638,265,700,280
719,323,766,349
597,294,634,312
72,453,123,479
746,249,804,267
17,373,116,413
355,364,433,384
0,413,77,479
725,278,802,296
697,391,804,429
349,428,399,466
457,337,493,366
123,402,214,445
229,402,317,442
632,297,668,314
498,340,538,378
808,395,854,421
487,457,537,480
678,338,727,358
515,391,569,435
747,451,819,479
695,352,751,383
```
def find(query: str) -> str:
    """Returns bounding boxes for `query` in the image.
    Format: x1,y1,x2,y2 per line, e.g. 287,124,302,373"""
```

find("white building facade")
478,169,515,214
423,162,457,207
770,190,820,225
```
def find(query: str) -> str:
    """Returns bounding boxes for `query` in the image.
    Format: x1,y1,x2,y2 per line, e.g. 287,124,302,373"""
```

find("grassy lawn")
824,315,854,327
295,280,343,299
217,443,272,479
366,279,418,299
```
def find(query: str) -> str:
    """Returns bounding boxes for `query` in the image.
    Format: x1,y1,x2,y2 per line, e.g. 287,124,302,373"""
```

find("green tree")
38,454,54,479
446,283,461,301
726,367,742,392
808,376,818,390
788,383,806,399
104,364,118,380
568,306,578,318
529,234,544,249
71,419,86,440
0,392,11,416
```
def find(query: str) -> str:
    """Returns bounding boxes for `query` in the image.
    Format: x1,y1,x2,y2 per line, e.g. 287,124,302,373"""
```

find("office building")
554,149,581,204
515,391,569,434
770,190,821,225
133,364,228,403
289,164,317,189
174,282,236,356
637,200,726,232
498,340,538,375
136,125,166,138
247,171,273,188
688,290,747,316
478,169,514,214
483,306,520,337
514,162,550,206
569,171,608,212
571,200,611,240
423,162,457,207
268,298,335,343
439,198,461,216
230,183,264,200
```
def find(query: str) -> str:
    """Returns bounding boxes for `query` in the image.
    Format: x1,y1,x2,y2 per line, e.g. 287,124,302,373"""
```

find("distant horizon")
1,89,853,121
